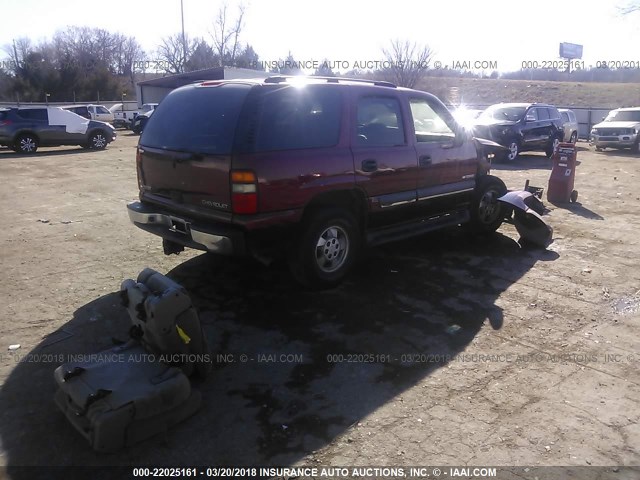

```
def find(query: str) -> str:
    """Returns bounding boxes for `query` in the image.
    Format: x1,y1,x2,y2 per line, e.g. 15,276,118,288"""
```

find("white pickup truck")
112,103,158,129
63,104,115,123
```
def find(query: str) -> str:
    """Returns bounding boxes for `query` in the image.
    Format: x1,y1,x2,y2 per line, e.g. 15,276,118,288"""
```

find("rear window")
237,85,342,152
140,84,251,155
17,109,48,121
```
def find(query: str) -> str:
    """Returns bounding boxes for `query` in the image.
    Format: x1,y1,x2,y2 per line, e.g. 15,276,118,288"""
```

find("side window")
525,108,538,122
96,106,109,114
253,86,342,151
537,108,550,121
569,111,576,122
561,112,569,123
548,108,560,119
356,96,405,146
409,99,455,143
18,109,48,122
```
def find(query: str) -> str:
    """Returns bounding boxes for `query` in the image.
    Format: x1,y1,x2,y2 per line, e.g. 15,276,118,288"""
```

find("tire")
570,131,578,144
288,209,360,289
632,137,640,154
545,137,560,158
88,131,108,150
504,139,519,162
469,175,508,234
14,133,38,153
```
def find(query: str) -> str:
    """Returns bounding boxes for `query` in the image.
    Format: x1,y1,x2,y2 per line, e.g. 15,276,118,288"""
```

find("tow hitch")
163,239,185,255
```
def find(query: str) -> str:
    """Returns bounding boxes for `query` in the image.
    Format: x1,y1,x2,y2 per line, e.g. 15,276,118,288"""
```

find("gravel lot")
0,133,639,477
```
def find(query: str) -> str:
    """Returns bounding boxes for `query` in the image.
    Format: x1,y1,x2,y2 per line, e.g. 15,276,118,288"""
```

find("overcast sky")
1,0,639,73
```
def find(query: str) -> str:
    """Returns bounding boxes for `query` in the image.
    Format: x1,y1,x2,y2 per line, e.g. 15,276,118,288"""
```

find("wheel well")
301,189,368,230
15,131,40,143
88,128,106,137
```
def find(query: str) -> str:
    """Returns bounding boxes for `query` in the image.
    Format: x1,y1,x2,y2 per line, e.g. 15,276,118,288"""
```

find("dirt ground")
0,133,639,479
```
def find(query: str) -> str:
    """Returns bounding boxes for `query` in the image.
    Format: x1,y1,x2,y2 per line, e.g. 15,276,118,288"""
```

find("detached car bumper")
590,133,638,148
127,201,245,255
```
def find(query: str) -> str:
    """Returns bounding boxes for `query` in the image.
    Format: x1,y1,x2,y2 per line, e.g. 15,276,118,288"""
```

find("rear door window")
561,112,569,123
537,108,550,121
140,83,251,155
356,96,405,146
17,109,48,122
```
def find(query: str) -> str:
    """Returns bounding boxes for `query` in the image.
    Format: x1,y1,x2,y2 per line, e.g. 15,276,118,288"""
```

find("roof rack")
263,75,397,88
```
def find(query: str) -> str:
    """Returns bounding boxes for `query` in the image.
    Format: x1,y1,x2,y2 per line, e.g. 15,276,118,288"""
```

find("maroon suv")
128,76,507,288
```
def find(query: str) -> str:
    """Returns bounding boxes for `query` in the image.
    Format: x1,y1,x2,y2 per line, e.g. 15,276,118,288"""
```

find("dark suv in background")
0,107,116,153
128,76,509,288
473,103,564,161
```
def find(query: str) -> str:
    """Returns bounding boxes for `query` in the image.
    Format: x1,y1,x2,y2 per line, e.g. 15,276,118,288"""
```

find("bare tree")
157,33,197,73
2,37,31,73
381,39,433,88
211,2,245,67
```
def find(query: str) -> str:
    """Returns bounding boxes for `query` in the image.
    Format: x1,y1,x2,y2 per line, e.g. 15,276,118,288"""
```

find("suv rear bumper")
127,201,245,255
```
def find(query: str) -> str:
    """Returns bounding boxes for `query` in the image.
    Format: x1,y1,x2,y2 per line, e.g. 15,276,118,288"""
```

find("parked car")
559,108,579,143
0,107,116,153
127,76,509,288
131,109,154,135
63,104,114,123
590,107,640,152
472,103,564,161
113,103,159,130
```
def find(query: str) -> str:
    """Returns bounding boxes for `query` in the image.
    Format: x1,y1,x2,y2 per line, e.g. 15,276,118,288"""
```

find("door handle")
361,159,378,172
419,155,432,166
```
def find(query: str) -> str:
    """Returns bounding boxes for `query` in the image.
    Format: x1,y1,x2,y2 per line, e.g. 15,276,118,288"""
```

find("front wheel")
570,131,578,144
288,209,360,289
504,140,519,162
89,131,108,150
469,175,508,234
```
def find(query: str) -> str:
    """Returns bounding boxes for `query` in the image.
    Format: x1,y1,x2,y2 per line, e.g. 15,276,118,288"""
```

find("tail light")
136,147,145,190
231,170,258,214
0,120,12,127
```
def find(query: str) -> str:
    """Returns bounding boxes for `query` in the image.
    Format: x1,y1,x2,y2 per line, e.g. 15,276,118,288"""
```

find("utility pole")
181,0,187,72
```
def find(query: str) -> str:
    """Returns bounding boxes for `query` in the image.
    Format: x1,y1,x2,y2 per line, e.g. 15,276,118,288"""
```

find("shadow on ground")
550,201,605,220
0,228,559,477
0,147,105,158
491,153,552,171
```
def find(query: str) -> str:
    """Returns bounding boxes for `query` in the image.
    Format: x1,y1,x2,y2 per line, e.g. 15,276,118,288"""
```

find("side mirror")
526,115,536,122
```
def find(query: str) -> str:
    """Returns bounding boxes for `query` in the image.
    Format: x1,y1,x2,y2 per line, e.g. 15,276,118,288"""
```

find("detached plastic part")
499,191,553,248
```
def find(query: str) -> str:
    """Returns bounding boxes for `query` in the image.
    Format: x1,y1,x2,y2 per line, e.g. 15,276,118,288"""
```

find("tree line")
1,1,638,103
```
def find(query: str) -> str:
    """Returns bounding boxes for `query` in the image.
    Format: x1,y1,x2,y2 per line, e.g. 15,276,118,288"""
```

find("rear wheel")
288,209,360,289
469,175,508,234
570,131,578,144
545,137,560,157
89,131,108,150
15,133,38,153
